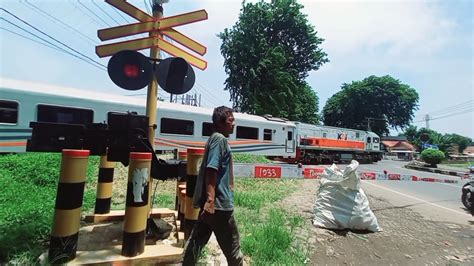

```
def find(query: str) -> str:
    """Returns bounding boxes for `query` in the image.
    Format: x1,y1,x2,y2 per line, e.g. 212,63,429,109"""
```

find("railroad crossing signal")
107,50,195,94
96,1,207,70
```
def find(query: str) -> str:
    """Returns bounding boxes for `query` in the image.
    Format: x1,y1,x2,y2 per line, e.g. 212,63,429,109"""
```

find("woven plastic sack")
313,160,382,232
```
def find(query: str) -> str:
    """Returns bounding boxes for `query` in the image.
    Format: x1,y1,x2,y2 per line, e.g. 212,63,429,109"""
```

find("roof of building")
382,140,416,151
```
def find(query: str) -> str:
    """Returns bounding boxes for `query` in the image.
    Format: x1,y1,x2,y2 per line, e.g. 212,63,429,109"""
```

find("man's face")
221,114,235,137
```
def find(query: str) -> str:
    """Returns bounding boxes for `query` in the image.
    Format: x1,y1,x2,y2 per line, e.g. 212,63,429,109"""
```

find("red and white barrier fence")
233,164,471,184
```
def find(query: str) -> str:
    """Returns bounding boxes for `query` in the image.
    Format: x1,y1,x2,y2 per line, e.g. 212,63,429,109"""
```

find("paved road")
350,160,473,226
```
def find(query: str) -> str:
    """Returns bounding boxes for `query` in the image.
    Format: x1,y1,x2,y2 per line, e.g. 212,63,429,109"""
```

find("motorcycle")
461,179,474,215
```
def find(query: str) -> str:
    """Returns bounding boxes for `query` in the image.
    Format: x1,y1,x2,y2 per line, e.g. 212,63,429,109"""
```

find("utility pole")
425,114,430,129
367,118,371,131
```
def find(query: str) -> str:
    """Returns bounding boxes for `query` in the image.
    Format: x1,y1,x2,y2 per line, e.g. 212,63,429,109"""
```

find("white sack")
313,160,382,232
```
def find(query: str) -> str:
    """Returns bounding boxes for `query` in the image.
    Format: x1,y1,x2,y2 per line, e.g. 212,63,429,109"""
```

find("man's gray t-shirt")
193,132,234,211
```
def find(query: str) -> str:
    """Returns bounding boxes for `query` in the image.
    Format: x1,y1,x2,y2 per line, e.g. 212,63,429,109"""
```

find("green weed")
233,153,271,163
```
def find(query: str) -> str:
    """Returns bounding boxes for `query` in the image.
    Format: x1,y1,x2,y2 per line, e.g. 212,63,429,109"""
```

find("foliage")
239,209,307,265
322,75,419,136
421,149,445,166
0,153,98,263
233,153,271,164
400,126,472,154
219,0,328,123
234,179,307,265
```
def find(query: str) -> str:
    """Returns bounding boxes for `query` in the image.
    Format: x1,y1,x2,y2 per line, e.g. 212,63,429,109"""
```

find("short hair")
212,106,233,126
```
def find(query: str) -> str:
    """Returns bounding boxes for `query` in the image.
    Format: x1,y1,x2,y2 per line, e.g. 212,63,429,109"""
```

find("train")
0,78,382,163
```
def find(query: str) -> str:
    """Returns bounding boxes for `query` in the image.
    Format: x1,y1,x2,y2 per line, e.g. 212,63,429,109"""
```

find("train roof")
0,78,293,126
294,121,380,136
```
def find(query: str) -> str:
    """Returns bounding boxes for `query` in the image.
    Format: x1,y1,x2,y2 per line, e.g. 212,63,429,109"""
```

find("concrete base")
85,208,177,223
71,244,183,265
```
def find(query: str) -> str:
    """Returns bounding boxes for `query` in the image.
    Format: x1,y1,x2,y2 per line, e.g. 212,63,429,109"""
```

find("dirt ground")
203,179,474,265
275,179,474,265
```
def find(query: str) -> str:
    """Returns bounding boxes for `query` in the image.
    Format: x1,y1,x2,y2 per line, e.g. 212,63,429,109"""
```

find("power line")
415,100,474,119
21,0,98,45
77,0,111,27
0,26,63,53
91,0,121,25
69,0,103,26
1,8,106,70
0,18,105,71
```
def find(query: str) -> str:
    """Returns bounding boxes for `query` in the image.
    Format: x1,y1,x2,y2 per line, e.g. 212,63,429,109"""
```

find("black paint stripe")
98,168,114,182
0,135,30,140
125,182,149,207
122,230,145,257
0,129,32,133
49,232,79,263
186,174,197,197
55,182,85,210
94,198,111,214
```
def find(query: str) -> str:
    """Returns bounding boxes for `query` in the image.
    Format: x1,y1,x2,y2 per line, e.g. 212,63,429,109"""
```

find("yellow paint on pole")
157,9,208,29
95,36,157,58
98,21,159,41
161,28,206,56
105,0,153,22
158,37,207,70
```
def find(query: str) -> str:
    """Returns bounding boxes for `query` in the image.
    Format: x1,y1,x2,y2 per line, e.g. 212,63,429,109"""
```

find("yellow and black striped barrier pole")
184,148,204,240
175,150,187,211
49,149,90,264
94,155,115,214
122,152,152,257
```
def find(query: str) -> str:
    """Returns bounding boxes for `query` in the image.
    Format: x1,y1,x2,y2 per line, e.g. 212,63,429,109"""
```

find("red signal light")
123,64,139,78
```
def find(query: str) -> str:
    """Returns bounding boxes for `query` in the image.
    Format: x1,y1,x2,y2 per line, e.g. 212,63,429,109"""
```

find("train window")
161,118,194,135
202,122,213,137
37,104,93,124
0,100,18,124
323,132,327,138
367,137,372,143
263,129,272,141
287,131,293,141
236,126,258,140
356,132,360,138
373,137,380,143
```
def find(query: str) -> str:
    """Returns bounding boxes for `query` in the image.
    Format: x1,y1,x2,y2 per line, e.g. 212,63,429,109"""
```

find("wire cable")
21,0,98,45
91,0,120,25
0,18,106,71
69,0,103,26
0,26,63,53
77,0,111,27
1,8,106,69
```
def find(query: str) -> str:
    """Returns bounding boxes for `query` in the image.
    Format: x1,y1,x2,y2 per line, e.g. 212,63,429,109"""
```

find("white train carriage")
292,122,382,163
0,79,297,158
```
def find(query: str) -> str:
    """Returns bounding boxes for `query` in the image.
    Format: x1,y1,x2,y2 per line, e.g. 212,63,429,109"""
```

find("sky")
1,0,473,138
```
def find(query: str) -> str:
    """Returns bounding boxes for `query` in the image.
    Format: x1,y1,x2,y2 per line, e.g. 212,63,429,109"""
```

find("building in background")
381,136,417,161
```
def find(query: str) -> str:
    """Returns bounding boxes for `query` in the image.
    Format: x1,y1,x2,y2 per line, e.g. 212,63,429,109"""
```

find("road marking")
362,180,471,218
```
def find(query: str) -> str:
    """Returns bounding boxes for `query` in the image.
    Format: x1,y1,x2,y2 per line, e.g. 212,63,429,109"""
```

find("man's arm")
203,167,218,214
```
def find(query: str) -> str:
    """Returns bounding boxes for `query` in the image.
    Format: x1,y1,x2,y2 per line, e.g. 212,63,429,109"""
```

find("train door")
366,136,372,150
285,128,295,153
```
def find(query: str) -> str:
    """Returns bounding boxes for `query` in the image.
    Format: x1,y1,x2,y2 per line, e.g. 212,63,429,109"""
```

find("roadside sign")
105,0,153,22
255,166,281,178
96,37,156,58
161,29,206,56
157,37,207,70
98,21,158,41
157,9,208,29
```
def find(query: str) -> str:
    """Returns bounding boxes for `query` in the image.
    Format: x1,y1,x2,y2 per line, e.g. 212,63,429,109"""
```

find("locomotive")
0,78,382,163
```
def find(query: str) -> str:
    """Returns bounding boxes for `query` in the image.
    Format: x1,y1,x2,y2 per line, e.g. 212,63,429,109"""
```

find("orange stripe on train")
0,141,27,147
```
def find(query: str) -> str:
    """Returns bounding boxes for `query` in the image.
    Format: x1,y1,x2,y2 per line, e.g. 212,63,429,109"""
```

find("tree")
219,0,328,123
400,127,472,154
421,149,445,167
322,75,419,136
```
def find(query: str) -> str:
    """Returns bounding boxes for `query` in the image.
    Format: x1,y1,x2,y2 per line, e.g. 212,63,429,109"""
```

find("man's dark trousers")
182,210,243,265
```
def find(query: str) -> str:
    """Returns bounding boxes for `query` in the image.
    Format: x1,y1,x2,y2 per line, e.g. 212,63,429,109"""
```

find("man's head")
212,106,235,137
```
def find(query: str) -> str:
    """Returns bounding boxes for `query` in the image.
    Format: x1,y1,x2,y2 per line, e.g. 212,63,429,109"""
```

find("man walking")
182,106,244,265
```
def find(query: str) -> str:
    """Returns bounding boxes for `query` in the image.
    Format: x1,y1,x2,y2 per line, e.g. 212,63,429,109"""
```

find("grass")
0,152,99,264
0,153,309,265
233,153,271,164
